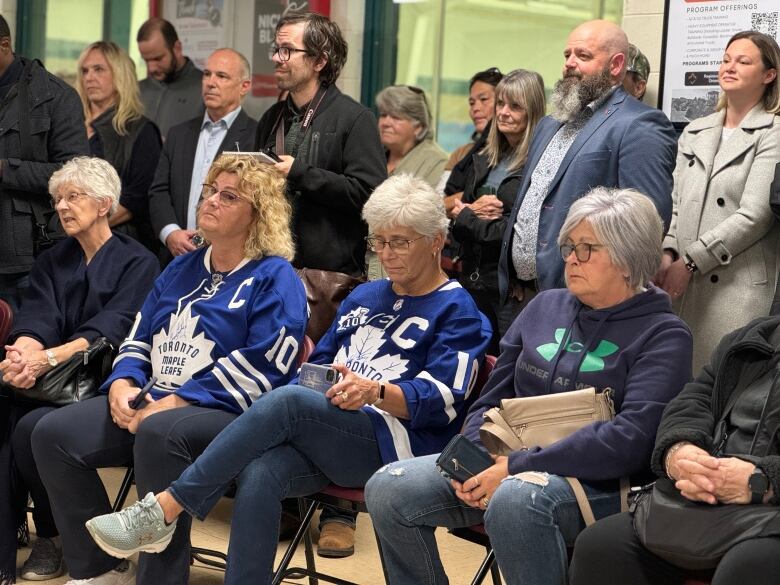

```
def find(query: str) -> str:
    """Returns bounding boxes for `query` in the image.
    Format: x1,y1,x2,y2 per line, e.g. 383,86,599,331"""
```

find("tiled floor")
16,468,498,584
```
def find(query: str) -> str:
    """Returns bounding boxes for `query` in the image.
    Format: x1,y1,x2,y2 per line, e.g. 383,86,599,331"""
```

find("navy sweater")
11,233,159,347
463,286,693,480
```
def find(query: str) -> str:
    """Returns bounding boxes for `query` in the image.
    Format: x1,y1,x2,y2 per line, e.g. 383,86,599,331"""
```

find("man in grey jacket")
0,15,88,312
137,18,204,139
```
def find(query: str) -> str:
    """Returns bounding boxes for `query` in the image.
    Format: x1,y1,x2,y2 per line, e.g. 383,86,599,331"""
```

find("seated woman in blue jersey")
0,156,159,584
30,154,308,585
82,173,493,585
363,187,694,585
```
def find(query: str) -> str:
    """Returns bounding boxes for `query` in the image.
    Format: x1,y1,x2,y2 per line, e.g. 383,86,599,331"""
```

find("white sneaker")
64,559,136,584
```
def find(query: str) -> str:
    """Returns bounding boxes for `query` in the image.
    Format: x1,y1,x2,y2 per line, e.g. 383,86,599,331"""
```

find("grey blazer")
664,105,780,371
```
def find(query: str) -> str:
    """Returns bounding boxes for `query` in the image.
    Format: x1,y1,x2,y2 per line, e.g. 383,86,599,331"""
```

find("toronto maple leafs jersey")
100,248,308,414
306,278,492,463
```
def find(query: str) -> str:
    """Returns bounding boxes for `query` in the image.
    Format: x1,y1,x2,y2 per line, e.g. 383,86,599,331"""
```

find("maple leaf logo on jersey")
334,325,408,381
151,306,216,390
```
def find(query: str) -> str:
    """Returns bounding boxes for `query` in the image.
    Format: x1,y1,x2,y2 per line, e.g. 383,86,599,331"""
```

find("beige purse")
479,387,628,525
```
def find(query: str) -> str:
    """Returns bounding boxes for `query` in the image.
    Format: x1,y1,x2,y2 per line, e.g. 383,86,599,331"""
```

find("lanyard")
274,84,329,157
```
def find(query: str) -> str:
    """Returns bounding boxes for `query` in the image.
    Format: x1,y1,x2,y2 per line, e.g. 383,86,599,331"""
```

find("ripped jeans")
365,454,621,585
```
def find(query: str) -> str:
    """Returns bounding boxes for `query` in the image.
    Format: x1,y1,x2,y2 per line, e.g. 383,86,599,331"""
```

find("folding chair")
273,355,499,585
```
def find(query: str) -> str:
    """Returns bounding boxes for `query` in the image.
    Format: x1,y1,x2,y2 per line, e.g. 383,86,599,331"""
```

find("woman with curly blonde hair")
30,154,308,584
77,41,162,251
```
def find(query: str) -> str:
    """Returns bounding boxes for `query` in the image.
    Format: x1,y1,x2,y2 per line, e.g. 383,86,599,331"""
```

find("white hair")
362,174,449,237
558,187,663,289
48,156,120,214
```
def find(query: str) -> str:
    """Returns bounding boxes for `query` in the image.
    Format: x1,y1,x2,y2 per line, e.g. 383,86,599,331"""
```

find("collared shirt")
159,106,242,244
511,87,617,280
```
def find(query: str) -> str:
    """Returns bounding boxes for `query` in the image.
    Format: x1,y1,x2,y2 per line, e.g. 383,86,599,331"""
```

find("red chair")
0,298,12,346
273,355,499,585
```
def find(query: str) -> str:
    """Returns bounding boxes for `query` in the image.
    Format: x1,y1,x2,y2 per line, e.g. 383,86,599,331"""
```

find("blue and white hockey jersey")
306,279,492,463
101,248,308,414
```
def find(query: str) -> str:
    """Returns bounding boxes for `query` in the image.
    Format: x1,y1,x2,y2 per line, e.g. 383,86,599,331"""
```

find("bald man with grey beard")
497,19,677,303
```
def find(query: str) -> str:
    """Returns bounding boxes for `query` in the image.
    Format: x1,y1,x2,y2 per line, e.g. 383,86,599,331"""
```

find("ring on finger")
481,496,490,507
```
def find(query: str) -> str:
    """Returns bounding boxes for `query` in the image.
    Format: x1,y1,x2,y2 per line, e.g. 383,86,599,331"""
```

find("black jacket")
651,315,780,504
0,57,89,273
451,152,523,291
255,85,386,276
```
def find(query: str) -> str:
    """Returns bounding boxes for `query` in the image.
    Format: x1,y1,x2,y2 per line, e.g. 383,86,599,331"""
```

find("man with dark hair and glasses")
147,48,257,266
255,10,386,558
255,11,386,280
0,14,89,314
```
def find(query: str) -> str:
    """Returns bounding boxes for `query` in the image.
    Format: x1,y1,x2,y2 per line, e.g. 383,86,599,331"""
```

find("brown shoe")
317,522,355,558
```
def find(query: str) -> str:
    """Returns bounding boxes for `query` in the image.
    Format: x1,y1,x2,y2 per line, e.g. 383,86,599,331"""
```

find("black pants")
32,395,236,584
569,511,780,585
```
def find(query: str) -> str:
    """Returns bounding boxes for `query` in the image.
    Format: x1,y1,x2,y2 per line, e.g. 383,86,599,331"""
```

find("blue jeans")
167,385,384,585
365,454,621,585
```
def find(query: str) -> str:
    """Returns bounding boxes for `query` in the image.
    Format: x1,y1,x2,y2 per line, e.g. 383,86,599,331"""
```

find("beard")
550,66,614,123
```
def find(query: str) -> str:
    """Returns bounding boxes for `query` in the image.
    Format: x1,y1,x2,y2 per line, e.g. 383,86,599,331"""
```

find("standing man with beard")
137,18,204,139
498,19,676,303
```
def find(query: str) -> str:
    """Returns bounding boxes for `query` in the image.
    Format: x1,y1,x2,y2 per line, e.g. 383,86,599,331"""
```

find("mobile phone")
130,376,158,409
299,363,340,393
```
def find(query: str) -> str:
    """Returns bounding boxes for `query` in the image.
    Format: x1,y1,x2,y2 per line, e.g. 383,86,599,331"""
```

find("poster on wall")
659,0,779,126
252,0,331,97
164,0,226,69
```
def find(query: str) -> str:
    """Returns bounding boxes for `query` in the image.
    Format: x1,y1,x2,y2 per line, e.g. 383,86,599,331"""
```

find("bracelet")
372,382,385,406
683,254,697,273
664,442,690,480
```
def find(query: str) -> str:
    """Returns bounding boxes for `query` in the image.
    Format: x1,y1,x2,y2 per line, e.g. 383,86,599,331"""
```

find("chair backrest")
473,354,497,400
0,299,13,346
297,335,316,367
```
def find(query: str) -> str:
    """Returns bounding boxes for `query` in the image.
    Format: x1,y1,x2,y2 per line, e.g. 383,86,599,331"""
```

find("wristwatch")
683,254,698,273
45,349,58,367
372,382,386,406
748,467,770,504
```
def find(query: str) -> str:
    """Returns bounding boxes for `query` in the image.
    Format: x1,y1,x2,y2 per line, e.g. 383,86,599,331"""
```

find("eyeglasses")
560,242,604,262
200,184,248,207
268,44,310,62
365,235,426,253
51,191,87,208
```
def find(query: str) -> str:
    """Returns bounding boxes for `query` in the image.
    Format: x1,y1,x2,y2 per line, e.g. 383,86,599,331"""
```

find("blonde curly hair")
202,154,295,260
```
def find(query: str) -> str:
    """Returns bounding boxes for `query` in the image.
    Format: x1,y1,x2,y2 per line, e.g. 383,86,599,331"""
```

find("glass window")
394,0,623,152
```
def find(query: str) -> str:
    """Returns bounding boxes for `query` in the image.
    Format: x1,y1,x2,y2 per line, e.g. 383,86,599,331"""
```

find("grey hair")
48,156,121,214
557,187,662,290
363,174,449,237
375,86,432,142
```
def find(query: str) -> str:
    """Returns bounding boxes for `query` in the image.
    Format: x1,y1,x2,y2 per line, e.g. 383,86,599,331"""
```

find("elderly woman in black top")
0,157,159,583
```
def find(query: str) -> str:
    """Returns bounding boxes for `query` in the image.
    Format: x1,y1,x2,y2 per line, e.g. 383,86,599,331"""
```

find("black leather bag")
632,476,780,570
436,434,493,483
13,337,116,406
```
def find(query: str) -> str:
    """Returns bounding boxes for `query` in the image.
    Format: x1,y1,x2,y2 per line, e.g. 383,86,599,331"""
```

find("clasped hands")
108,379,188,434
0,343,49,389
451,455,509,509
450,195,503,220
667,442,759,505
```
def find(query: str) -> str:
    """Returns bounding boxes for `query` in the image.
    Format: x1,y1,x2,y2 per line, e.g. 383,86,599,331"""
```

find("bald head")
565,20,628,83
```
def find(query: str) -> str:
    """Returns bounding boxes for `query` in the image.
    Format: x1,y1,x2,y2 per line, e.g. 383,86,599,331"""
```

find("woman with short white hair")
0,156,159,583
365,187,693,585
82,173,492,585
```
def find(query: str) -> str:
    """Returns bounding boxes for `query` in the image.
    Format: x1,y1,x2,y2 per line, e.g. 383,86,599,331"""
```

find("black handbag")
436,434,493,483
632,477,780,570
12,337,116,406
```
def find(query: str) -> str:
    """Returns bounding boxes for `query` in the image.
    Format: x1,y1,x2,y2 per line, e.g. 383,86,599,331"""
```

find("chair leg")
372,527,390,585
272,499,319,585
470,547,499,585
112,467,135,512
301,498,318,585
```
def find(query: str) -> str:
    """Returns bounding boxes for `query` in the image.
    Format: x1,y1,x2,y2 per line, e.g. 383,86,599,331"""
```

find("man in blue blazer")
498,20,677,300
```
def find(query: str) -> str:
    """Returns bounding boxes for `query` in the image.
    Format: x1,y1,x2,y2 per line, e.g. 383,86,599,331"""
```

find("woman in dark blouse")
77,41,162,252
0,157,158,583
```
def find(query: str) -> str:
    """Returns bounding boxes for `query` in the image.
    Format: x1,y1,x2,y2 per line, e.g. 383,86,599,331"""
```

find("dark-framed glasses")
268,44,310,62
365,235,426,254
200,184,247,207
51,191,87,208
560,242,604,262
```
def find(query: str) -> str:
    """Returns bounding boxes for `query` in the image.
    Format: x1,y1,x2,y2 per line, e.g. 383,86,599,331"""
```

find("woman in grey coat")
658,30,780,372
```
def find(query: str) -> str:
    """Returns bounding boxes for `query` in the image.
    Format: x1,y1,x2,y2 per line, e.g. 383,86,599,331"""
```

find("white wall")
622,0,666,107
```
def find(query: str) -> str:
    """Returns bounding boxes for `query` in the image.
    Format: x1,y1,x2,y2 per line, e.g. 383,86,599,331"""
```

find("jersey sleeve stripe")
213,367,251,411
230,350,273,393
113,352,151,367
216,357,264,401
417,370,457,423
372,409,415,460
